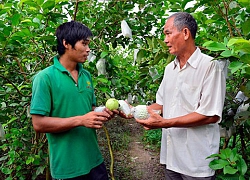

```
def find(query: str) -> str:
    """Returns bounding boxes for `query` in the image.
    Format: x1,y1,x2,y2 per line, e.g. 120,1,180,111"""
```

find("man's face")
68,38,91,63
163,17,185,56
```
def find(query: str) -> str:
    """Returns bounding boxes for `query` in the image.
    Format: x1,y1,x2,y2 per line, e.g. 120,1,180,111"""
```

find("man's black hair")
55,21,93,55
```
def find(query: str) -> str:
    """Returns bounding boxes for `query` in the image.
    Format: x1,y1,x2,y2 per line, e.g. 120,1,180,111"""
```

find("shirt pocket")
180,83,200,112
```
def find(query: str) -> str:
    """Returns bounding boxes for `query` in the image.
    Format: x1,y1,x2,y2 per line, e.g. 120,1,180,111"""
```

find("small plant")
142,129,161,150
207,148,248,179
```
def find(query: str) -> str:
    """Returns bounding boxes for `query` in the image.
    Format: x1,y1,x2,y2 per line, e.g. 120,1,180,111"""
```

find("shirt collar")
173,47,201,69
53,56,84,74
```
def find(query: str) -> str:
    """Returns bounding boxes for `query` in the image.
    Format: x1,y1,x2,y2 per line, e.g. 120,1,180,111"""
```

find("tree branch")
0,74,31,97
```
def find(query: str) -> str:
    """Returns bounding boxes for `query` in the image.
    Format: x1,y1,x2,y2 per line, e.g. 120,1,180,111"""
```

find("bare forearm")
32,115,82,133
32,108,113,133
163,112,219,128
136,110,219,130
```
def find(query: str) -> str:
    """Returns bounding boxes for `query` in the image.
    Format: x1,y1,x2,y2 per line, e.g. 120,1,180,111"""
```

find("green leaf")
239,175,246,180
227,38,250,47
100,51,108,58
221,50,232,57
21,19,32,23
36,0,44,6
240,54,250,64
206,153,220,159
229,61,243,74
11,14,21,26
145,37,153,49
42,1,55,10
26,156,34,165
203,41,228,51
36,166,45,175
136,49,146,63
3,26,12,36
237,157,247,175
209,159,229,170
1,167,12,174
153,52,165,65
223,165,238,175
242,19,250,36
158,39,167,50
220,148,232,159
229,148,239,162
152,37,158,49
238,0,250,8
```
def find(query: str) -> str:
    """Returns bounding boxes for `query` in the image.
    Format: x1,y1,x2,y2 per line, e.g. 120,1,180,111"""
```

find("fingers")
94,120,104,129
135,118,146,124
143,126,151,130
102,108,119,119
135,117,154,130
147,107,154,115
112,109,119,114
95,111,110,119
119,110,133,119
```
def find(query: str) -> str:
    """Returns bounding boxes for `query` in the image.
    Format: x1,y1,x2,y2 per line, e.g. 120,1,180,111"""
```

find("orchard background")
0,0,249,179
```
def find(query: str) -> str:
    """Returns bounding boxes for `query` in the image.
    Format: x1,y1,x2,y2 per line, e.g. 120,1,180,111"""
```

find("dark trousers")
165,168,216,180
52,162,109,180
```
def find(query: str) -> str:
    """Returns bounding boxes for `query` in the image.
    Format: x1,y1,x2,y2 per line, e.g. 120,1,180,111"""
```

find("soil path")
100,117,165,180
125,121,165,180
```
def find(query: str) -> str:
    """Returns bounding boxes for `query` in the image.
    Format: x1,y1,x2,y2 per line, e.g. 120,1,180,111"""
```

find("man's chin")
168,49,175,55
81,57,87,62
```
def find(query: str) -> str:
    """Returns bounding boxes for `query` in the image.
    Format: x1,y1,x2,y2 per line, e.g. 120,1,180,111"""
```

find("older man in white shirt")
136,12,226,179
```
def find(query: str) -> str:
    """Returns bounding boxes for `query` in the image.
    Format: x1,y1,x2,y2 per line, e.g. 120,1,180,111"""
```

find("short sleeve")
195,61,226,121
30,72,52,116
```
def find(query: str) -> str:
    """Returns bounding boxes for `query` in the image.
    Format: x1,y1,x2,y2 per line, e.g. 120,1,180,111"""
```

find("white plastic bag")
87,52,96,63
96,58,106,76
118,100,132,117
133,49,139,65
121,20,132,38
149,67,159,81
94,106,106,112
0,123,5,140
235,91,248,103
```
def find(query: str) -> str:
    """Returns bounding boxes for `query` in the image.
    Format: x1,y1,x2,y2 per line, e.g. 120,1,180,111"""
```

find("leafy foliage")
207,148,247,179
0,0,249,179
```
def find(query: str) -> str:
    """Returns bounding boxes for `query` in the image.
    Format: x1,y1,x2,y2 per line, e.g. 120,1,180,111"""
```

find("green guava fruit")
105,98,119,111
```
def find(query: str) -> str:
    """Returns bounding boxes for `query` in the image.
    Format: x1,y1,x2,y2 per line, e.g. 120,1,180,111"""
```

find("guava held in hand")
105,98,119,111
131,105,149,120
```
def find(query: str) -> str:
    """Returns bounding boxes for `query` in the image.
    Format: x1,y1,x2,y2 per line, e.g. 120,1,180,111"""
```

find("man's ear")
183,28,190,40
63,39,69,49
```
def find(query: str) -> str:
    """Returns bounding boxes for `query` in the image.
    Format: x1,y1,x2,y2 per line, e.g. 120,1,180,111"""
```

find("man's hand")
85,107,120,129
103,107,119,120
82,111,111,129
135,107,163,130
119,110,134,119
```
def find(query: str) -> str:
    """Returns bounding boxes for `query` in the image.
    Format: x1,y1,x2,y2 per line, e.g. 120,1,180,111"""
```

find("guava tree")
0,0,249,179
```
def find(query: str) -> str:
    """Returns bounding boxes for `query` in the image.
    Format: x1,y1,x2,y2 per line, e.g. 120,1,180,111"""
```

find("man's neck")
177,46,196,69
59,54,78,72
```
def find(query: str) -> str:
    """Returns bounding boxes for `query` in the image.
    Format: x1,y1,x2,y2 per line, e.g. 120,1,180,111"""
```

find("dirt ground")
98,116,165,180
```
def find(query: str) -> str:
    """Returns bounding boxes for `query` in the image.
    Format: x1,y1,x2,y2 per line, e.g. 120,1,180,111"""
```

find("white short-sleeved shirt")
156,48,226,177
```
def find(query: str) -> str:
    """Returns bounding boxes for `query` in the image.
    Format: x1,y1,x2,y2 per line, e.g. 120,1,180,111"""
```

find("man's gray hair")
169,12,197,39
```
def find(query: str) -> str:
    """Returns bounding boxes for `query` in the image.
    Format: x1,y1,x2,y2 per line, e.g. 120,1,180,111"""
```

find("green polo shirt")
30,56,103,179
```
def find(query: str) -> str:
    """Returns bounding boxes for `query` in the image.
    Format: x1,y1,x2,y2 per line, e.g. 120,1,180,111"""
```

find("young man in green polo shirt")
30,21,117,180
